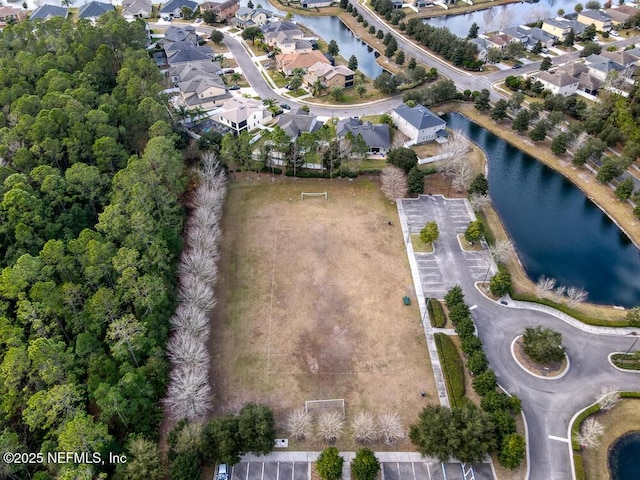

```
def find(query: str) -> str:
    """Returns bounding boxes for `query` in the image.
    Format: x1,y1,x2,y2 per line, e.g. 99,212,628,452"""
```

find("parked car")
280,103,291,110
229,85,240,90
610,30,619,37
512,63,522,69
217,464,228,480
267,51,276,58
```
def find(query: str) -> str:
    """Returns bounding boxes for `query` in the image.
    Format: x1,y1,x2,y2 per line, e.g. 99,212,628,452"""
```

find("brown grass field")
209,174,435,450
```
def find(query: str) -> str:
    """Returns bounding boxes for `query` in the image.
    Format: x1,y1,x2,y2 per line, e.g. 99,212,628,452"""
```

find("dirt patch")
512,336,567,378
582,399,640,480
210,175,435,451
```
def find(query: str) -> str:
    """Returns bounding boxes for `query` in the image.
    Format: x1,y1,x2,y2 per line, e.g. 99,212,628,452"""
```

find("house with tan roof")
577,10,613,30
276,50,330,76
558,62,601,95
216,97,272,134
604,5,639,26
200,0,239,21
303,62,355,89
536,71,579,96
485,33,514,50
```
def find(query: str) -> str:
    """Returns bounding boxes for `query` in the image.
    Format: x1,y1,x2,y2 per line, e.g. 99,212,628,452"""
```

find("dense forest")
0,13,186,479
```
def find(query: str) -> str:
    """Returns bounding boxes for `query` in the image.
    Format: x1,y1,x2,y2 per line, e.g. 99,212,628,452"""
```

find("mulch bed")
513,336,567,377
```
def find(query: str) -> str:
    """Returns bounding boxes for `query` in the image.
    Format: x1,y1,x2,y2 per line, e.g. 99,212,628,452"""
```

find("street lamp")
624,331,640,355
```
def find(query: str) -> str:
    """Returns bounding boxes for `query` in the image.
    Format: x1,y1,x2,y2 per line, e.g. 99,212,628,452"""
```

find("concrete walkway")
396,200,450,408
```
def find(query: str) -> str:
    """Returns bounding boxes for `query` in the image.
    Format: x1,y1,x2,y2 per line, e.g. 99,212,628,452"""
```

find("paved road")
399,195,640,480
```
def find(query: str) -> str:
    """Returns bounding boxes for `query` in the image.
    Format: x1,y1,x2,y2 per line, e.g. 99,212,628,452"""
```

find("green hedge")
284,170,358,178
509,292,629,327
611,353,640,370
621,391,640,398
574,453,585,480
434,333,465,408
428,298,446,328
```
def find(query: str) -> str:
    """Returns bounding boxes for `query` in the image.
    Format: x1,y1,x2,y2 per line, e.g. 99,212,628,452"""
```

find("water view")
444,112,640,307
609,432,640,480
244,0,384,78
425,0,583,38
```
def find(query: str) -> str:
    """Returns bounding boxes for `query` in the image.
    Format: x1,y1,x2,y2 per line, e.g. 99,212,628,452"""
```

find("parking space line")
262,462,264,480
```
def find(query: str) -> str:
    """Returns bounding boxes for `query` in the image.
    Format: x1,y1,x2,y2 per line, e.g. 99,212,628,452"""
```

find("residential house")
232,7,271,28
303,62,354,89
276,109,321,139
164,25,199,45
541,17,585,41
165,41,215,66
200,0,240,21
577,10,612,30
536,70,579,96
0,6,26,28
601,49,640,68
122,0,152,20
77,1,114,23
276,50,330,76
503,25,555,50
336,118,391,155
170,62,231,110
29,4,68,21
159,0,198,20
558,62,601,94
216,97,272,134
390,103,446,145
265,30,312,54
604,5,639,27
470,37,489,61
301,0,333,7
584,53,625,81
262,20,298,34
485,33,513,50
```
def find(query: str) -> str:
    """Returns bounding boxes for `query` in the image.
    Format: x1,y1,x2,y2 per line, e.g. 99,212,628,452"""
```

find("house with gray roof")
78,1,114,23
390,103,446,146
262,20,298,34
542,17,585,41
165,42,215,66
160,0,198,20
29,4,68,21
122,0,152,20
536,70,579,96
577,9,612,30
301,0,333,8
584,53,625,81
503,25,554,50
336,118,391,155
231,7,272,28
164,25,198,45
276,109,321,139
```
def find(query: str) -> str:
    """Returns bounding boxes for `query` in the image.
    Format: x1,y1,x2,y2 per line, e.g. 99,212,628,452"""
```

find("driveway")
399,195,640,480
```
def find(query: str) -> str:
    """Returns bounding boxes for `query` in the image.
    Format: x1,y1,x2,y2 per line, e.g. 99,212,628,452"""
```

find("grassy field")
210,174,435,450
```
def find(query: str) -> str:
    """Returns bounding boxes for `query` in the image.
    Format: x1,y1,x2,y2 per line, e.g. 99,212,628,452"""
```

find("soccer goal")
300,192,328,200
305,399,345,419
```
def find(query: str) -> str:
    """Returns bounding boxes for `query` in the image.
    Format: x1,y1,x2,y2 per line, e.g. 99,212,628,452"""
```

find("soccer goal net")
300,192,328,200
305,399,345,419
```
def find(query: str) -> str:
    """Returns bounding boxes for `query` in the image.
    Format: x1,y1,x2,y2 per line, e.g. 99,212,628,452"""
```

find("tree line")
0,14,189,479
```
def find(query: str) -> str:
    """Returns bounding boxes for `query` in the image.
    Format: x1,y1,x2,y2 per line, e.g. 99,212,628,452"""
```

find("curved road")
402,195,640,480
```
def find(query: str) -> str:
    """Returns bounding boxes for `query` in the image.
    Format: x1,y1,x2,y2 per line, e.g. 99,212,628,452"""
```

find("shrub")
316,447,344,480
498,433,526,469
407,166,424,195
472,370,497,396
428,298,446,328
480,391,508,413
522,326,565,363
461,335,483,356
435,333,465,407
420,221,439,244
455,317,476,339
448,303,471,325
467,350,488,376
492,409,517,441
489,270,511,297
444,285,465,308
352,448,380,480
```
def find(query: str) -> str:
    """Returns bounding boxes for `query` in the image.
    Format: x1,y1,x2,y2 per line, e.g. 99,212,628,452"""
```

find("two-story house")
122,0,152,20
541,17,585,41
303,62,355,89
232,7,272,28
336,118,391,155
265,30,312,54
77,1,114,24
216,97,272,134
577,9,613,31
276,50,330,76
159,0,198,20
29,4,68,21
536,70,580,96
200,0,240,21
390,103,446,145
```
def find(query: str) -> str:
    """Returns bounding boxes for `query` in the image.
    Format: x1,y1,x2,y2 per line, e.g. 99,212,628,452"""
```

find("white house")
160,0,198,20
390,103,446,145
122,0,152,20
216,97,272,134
536,71,579,96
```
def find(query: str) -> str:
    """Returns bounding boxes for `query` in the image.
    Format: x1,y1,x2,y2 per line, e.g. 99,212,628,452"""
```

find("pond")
424,0,584,38
242,0,384,78
443,112,640,308
609,432,640,480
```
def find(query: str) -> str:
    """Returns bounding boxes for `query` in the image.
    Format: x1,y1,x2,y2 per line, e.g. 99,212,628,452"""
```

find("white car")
217,464,228,480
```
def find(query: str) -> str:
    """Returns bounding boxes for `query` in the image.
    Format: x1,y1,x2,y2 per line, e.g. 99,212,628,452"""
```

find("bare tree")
351,411,379,444
164,366,212,421
554,285,566,299
469,193,491,212
488,240,513,264
496,8,514,31
378,412,404,445
573,418,604,449
523,5,550,24
451,159,475,192
180,250,218,284
482,9,495,33
381,166,408,201
566,286,588,307
171,304,209,338
568,132,589,154
535,276,556,299
286,408,313,441
439,130,474,193
596,387,620,411
167,331,209,368
316,411,345,443
178,274,216,311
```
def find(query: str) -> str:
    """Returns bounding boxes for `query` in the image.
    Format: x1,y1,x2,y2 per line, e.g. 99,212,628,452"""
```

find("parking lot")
227,461,494,480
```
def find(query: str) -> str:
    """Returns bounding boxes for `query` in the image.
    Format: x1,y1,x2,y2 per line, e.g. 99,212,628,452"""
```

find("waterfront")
444,112,640,307
609,432,640,480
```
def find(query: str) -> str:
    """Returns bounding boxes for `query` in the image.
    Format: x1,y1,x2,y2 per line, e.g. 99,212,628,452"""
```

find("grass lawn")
289,88,308,98
210,175,435,450
582,399,640,479
309,79,388,105
411,233,433,253
266,69,289,88
359,158,387,171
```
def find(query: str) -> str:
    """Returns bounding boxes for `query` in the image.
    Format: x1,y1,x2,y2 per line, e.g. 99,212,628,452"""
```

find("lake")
609,432,640,480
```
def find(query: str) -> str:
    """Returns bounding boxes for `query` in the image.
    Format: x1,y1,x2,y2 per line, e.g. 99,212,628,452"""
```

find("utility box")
403,296,411,306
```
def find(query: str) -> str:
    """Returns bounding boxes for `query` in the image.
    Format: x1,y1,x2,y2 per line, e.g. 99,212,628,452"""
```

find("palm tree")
230,72,242,85
262,98,277,109
292,68,306,77
61,0,73,7
330,87,344,101
289,75,303,91
311,79,325,96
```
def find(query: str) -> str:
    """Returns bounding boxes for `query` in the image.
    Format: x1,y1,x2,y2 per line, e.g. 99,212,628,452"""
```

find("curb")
607,352,640,374
510,336,570,380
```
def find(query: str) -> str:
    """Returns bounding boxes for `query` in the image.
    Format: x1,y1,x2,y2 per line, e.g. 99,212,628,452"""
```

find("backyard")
209,174,435,450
